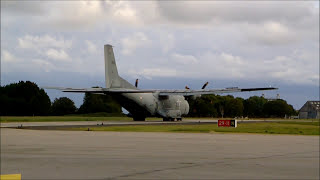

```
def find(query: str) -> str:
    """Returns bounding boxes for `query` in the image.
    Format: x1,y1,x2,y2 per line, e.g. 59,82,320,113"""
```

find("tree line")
187,94,296,118
0,81,296,118
0,81,121,116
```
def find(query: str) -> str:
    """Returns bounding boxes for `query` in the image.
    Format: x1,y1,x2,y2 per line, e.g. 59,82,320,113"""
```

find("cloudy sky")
1,1,319,109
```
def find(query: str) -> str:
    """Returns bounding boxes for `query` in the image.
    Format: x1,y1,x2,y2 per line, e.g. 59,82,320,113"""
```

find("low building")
299,101,320,119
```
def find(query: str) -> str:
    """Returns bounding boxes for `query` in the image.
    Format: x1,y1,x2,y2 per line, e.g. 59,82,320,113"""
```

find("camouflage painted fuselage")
113,93,189,119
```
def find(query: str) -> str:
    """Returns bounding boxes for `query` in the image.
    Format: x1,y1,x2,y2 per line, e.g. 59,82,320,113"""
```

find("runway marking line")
0,174,21,180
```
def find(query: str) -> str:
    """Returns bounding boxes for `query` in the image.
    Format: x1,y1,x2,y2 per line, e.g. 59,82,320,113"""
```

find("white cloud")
18,35,72,49
10,1,141,30
1,50,18,62
3,1,318,31
15,34,73,66
111,1,141,25
124,51,248,80
161,33,175,53
220,53,244,65
247,21,297,45
31,59,55,72
47,1,105,29
128,68,177,79
2,1,318,87
121,32,150,55
1,1,46,15
192,52,247,79
154,2,317,46
3,1,318,48
86,40,97,54
130,50,317,86
156,2,315,25
262,55,319,85
171,53,198,65
45,49,70,61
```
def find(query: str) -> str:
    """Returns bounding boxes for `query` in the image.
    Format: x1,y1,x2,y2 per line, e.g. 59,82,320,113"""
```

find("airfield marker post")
218,119,237,128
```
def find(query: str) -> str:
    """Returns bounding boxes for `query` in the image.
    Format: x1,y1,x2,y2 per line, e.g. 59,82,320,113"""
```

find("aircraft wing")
157,87,277,96
43,87,157,93
44,86,277,96
43,87,107,93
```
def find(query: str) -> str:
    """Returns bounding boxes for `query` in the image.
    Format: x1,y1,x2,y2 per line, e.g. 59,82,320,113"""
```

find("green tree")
244,96,267,117
221,96,244,118
213,95,227,118
263,99,296,118
226,97,244,117
188,95,218,117
0,81,51,116
197,95,218,117
78,92,121,114
51,97,77,115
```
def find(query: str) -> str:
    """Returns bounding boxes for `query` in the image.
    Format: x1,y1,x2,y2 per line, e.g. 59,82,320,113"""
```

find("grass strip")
2,116,318,123
68,121,319,135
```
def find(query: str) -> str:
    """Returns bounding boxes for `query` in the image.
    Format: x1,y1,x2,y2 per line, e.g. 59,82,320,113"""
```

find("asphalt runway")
1,128,319,179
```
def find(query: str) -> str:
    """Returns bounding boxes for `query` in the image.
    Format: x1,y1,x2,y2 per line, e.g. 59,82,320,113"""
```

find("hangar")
299,101,320,119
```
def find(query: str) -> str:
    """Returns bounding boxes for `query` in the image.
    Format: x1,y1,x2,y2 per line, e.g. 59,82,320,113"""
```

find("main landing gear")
163,118,182,121
133,116,146,121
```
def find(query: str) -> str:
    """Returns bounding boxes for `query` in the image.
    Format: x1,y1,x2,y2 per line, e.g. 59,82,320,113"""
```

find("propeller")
185,82,209,90
201,82,209,89
184,82,209,100
135,79,139,88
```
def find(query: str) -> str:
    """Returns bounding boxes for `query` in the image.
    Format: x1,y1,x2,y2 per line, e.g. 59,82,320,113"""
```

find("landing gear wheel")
163,118,175,121
133,117,145,121
163,118,170,121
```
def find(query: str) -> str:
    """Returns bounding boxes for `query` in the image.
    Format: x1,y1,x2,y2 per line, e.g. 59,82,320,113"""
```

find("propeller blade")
202,82,209,89
135,79,139,88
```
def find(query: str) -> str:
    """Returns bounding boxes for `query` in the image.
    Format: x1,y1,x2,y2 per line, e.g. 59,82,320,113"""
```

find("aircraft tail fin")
104,45,136,89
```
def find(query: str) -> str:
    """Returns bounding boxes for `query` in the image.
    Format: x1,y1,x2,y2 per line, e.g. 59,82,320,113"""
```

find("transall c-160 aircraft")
47,44,277,121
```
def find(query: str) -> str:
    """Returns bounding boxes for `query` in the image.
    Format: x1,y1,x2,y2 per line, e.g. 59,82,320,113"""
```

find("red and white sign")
218,120,237,127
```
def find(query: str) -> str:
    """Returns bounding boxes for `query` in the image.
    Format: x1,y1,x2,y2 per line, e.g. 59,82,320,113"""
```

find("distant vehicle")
47,44,277,121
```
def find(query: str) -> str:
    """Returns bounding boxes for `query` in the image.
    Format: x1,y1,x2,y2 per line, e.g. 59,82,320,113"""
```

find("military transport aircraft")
47,44,277,121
